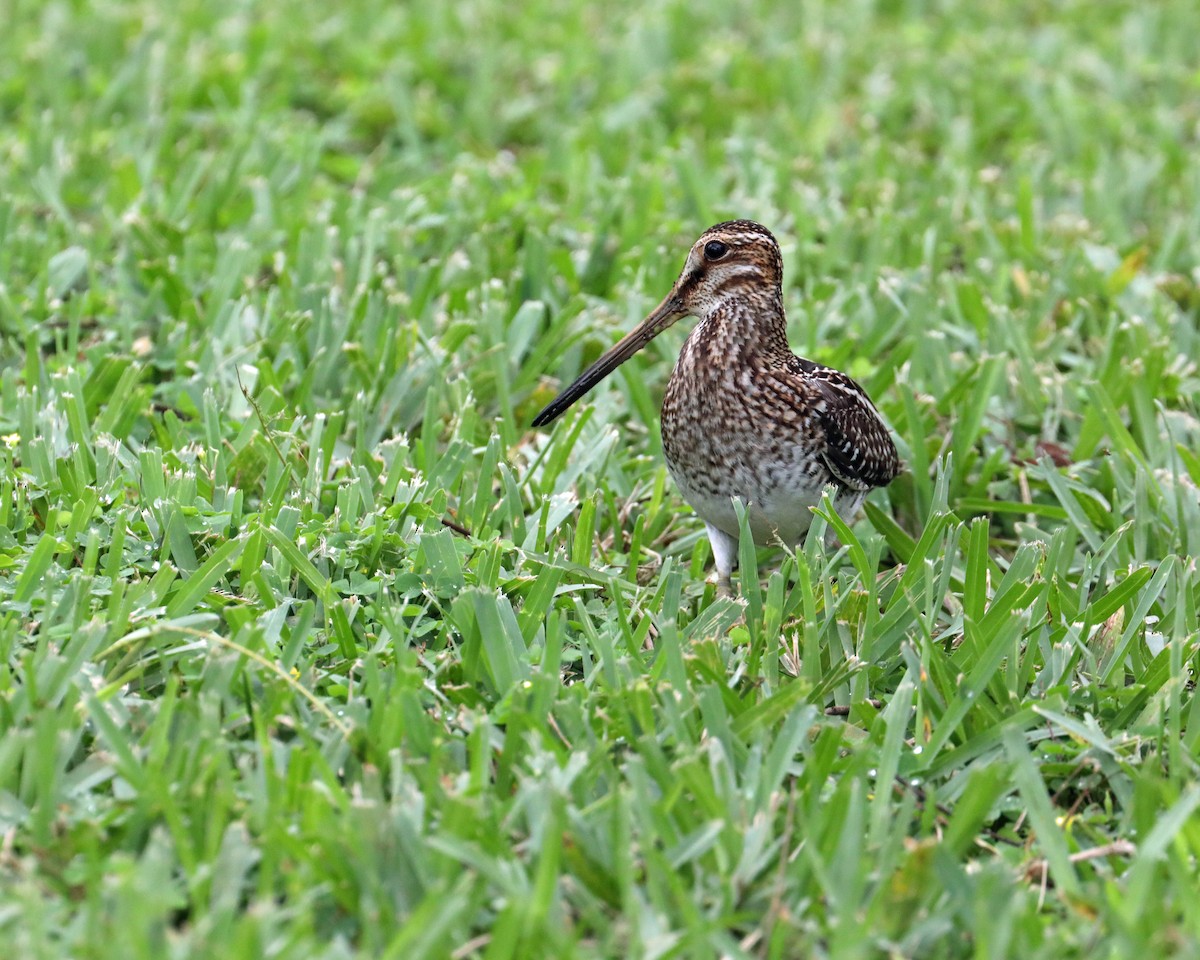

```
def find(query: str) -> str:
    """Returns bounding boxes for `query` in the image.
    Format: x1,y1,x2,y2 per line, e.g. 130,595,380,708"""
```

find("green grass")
2,0,1199,956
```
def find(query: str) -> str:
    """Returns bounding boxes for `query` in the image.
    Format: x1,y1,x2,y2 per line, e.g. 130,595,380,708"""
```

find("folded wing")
778,359,901,492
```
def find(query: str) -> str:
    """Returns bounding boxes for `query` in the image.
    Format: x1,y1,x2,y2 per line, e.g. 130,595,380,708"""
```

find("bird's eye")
703,240,729,261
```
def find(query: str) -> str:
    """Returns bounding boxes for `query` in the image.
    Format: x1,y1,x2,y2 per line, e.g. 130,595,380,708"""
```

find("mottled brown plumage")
533,220,900,594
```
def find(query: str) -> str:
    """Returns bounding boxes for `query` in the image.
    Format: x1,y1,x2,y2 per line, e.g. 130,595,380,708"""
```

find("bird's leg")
705,522,739,598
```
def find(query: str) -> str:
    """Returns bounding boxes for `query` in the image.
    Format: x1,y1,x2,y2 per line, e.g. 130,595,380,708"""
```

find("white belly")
670,460,865,546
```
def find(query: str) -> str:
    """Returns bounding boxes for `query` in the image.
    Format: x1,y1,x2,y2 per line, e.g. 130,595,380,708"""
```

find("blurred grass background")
1,0,1199,956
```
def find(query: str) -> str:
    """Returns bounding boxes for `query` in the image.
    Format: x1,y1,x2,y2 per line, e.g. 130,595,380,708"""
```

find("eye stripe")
696,236,776,259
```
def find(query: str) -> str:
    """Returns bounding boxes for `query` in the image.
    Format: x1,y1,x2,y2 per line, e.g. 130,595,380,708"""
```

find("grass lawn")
2,0,1199,955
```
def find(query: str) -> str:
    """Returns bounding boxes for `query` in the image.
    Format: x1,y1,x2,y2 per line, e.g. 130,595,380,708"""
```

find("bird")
532,220,900,596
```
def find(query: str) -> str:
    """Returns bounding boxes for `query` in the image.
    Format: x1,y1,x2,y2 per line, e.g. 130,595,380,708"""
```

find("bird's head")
532,219,784,427
669,220,784,320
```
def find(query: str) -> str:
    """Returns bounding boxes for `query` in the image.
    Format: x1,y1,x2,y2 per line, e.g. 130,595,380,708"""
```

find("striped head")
671,220,784,319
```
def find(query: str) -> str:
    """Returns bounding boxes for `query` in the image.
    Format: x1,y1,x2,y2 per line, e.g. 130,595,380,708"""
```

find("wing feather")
775,359,901,491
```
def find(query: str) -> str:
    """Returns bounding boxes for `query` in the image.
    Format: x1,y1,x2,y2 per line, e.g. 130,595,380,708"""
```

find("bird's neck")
686,295,792,368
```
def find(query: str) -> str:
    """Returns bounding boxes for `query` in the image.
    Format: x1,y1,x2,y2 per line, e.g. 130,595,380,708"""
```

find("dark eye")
703,240,729,261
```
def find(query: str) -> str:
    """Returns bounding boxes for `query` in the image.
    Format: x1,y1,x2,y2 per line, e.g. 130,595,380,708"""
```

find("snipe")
533,220,900,595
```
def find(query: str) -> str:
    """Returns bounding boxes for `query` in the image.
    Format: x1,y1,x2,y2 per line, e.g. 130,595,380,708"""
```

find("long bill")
531,292,687,427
